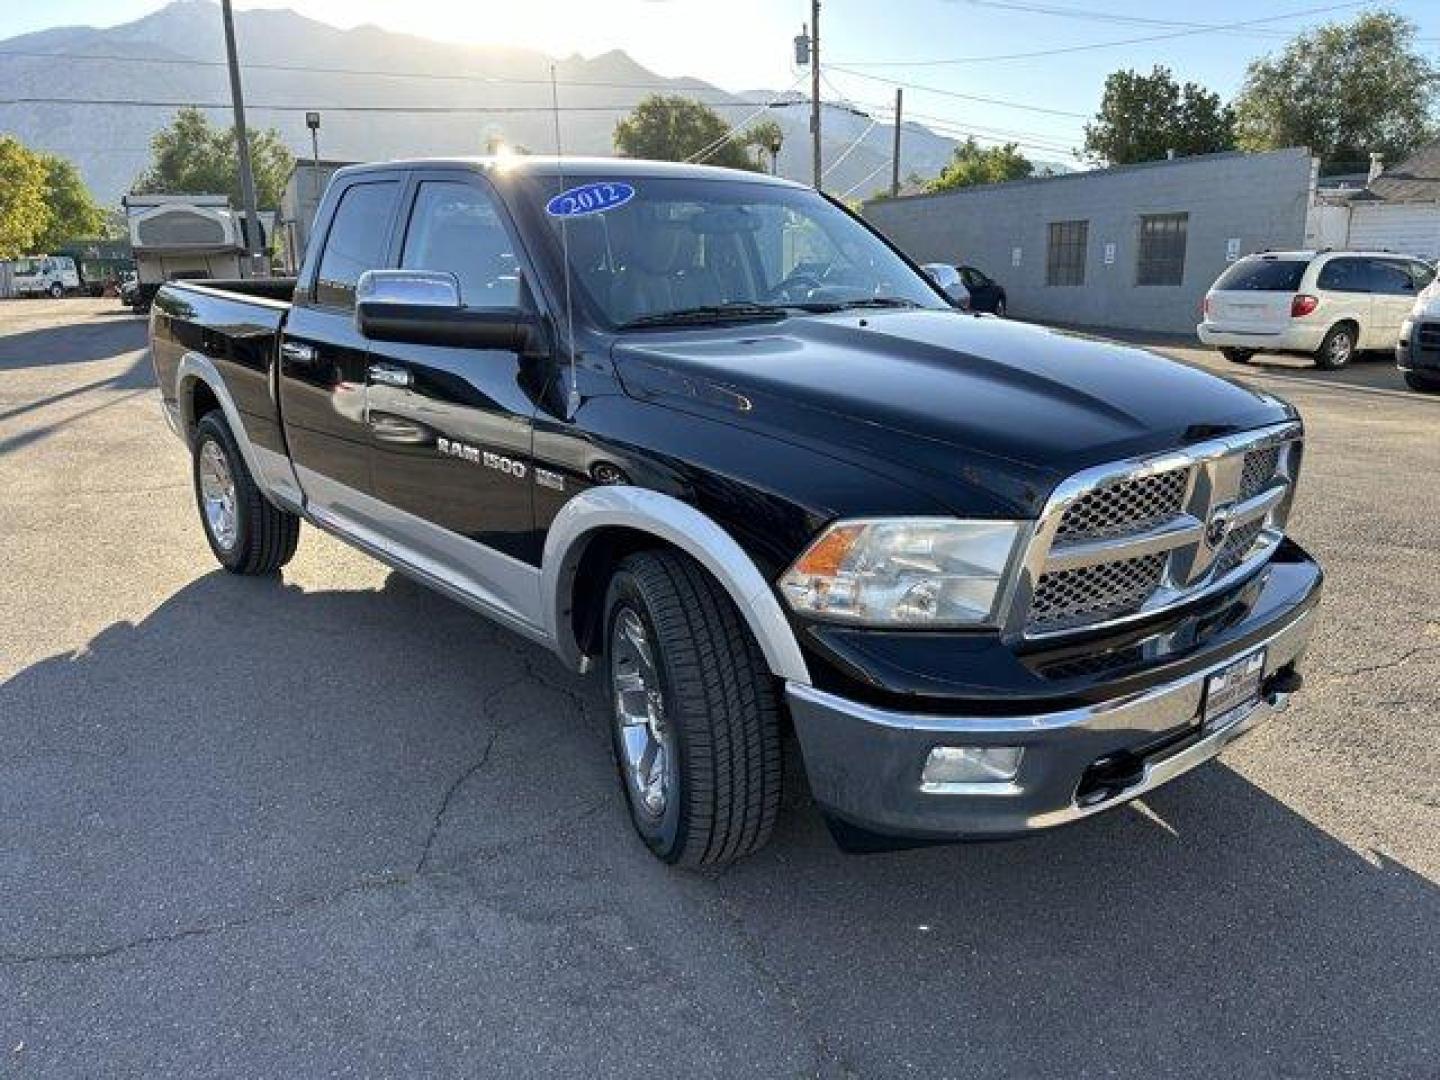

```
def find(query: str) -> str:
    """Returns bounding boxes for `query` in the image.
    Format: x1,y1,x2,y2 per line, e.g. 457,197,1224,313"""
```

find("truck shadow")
2,568,1434,1074
0,314,149,373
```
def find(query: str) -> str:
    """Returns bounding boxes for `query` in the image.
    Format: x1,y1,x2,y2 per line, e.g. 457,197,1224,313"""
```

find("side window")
1316,257,1370,293
1046,220,1088,286
401,181,520,308
314,180,400,309
1369,260,1416,296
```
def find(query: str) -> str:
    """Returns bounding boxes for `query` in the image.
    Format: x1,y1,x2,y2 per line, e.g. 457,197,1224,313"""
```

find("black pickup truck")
149,157,1321,866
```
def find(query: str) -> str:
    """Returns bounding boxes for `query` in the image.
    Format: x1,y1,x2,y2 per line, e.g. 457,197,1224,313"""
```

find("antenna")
549,64,580,416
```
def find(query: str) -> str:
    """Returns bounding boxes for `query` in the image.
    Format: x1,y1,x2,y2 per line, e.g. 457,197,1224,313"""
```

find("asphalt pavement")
2,299,1436,1078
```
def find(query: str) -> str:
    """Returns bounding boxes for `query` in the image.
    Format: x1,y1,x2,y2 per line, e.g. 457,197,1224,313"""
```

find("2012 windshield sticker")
545,182,635,218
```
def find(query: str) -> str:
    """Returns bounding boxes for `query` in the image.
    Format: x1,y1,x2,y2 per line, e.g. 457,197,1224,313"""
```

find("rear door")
1313,257,1374,342
280,173,403,527
365,171,543,571
1206,257,1307,332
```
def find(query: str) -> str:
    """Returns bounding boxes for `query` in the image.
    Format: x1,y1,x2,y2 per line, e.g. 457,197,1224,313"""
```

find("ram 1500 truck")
149,157,1322,866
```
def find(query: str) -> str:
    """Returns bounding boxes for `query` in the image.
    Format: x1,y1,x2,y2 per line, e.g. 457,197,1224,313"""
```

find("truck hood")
611,310,1294,518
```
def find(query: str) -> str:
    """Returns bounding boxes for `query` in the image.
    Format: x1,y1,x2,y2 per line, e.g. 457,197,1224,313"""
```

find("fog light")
922,746,1023,788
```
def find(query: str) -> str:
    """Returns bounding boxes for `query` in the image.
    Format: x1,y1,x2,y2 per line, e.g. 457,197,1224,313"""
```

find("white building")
1309,143,1440,261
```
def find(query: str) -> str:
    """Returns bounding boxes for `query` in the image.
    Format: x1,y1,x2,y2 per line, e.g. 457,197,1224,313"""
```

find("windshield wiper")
617,303,792,329
788,296,924,313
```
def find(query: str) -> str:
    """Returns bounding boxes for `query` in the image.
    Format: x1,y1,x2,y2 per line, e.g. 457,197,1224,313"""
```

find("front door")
1368,258,1424,348
363,173,544,614
280,175,404,531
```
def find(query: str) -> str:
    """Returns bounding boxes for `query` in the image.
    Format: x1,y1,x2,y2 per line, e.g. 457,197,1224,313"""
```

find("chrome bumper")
788,601,1317,839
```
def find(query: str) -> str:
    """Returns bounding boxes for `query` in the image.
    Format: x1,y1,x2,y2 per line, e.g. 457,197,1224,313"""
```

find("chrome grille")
1056,468,1191,540
1239,445,1281,501
1212,518,1266,578
1030,553,1167,630
1014,424,1300,638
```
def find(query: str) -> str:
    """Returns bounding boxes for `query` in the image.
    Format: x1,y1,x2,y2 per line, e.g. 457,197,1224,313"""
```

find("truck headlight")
778,518,1025,627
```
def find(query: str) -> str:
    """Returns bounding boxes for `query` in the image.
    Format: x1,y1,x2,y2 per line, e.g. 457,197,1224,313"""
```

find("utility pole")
810,0,822,190
221,0,264,273
890,87,903,197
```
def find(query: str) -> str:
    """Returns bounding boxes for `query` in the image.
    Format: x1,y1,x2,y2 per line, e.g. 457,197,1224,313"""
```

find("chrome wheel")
198,439,238,550
610,606,671,818
1327,331,1353,366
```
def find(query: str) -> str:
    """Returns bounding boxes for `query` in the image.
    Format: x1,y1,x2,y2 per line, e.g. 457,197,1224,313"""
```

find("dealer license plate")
1202,648,1267,730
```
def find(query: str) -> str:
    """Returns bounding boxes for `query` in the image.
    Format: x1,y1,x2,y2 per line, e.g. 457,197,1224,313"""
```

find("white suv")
1198,250,1436,370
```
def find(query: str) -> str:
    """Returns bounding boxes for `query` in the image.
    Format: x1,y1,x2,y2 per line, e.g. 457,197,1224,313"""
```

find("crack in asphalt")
1,656,607,971
1325,642,1440,680
0,874,411,967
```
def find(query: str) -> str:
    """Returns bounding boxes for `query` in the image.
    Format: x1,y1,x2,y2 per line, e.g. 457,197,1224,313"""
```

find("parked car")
12,254,81,298
1198,250,1436,370
148,156,1321,867
958,265,1007,316
1397,276,1440,392
920,262,970,308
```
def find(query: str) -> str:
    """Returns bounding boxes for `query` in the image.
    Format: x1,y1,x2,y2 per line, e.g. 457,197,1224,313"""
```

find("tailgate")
1208,290,1292,332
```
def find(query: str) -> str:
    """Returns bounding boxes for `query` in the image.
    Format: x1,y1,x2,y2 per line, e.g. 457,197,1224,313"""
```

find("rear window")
1213,258,1307,292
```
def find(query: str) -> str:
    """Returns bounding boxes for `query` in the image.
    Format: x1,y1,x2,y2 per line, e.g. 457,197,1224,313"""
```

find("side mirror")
355,269,537,351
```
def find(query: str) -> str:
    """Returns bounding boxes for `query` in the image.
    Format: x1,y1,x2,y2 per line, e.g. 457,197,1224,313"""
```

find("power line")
828,0,1369,66
687,74,808,163
0,46,765,94
0,95,798,115
823,66,1090,118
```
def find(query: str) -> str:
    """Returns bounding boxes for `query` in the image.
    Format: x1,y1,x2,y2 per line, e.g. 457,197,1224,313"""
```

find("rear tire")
603,549,783,867
1221,348,1254,364
192,411,300,575
1405,371,1440,393
994,297,1006,318
48,282,63,299
1315,324,1356,370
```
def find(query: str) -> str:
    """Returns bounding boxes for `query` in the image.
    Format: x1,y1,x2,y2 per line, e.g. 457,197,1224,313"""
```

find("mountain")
0,0,1048,207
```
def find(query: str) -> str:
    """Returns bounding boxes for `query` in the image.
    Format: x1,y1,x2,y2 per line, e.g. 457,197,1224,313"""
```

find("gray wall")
863,149,1315,334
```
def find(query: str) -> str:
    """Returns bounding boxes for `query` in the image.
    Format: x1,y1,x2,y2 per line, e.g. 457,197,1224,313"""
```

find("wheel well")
185,379,220,439
568,526,681,659
1327,319,1359,338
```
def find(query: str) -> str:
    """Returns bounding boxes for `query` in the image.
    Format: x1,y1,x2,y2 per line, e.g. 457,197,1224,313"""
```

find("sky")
5,0,1440,165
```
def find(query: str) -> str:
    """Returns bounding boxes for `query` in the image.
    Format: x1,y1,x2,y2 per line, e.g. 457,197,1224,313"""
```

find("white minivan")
12,255,81,299
1198,250,1436,370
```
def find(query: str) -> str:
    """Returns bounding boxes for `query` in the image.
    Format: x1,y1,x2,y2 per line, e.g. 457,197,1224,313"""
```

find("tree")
614,95,763,171
133,107,295,207
0,136,51,258
925,138,1032,192
1083,66,1234,165
1234,11,1438,172
743,119,784,171
34,154,107,250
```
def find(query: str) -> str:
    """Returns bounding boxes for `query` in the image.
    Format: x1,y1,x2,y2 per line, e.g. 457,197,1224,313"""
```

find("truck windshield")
1213,258,1307,292
524,175,946,328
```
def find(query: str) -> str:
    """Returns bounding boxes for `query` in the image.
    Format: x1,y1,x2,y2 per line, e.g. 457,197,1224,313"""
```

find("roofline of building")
862,147,1314,207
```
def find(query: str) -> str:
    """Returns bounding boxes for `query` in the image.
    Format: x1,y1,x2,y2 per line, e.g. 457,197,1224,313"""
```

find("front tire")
1315,324,1356,370
1221,348,1253,364
192,411,300,574
603,549,783,867
48,282,64,299
994,296,1006,318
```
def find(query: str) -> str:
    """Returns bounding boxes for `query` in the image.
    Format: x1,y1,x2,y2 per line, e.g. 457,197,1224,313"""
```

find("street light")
305,111,321,202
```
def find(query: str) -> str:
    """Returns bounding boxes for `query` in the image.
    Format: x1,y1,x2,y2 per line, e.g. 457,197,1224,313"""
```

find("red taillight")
1202,296,1212,318
1291,293,1318,318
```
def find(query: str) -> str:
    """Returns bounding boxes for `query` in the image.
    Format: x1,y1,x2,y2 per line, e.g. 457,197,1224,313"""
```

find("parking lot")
2,298,1437,1078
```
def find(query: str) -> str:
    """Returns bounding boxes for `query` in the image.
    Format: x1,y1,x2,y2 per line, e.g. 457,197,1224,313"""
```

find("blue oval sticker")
545,181,635,219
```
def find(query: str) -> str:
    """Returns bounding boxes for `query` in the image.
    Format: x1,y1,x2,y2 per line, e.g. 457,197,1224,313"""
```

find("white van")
13,255,81,299
1198,250,1436,370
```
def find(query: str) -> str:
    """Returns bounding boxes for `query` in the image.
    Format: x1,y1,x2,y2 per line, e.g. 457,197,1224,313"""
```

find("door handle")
280,341,316,364
368,363,412,388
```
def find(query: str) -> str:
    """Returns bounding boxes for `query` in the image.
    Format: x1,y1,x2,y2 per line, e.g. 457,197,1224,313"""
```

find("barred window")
1136,213,1188,286
1046,220,1088,286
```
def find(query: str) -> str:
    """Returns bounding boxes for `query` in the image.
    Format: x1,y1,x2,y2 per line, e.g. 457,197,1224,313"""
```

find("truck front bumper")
788,577,1318,840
